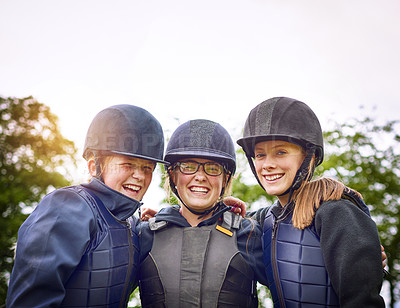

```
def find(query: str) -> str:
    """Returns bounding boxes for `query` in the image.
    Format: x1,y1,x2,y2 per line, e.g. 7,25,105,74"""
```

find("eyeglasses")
174,161,224,176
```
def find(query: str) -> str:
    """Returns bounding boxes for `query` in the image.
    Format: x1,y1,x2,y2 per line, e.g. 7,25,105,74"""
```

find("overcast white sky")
1,2,399,301
1,0,400,206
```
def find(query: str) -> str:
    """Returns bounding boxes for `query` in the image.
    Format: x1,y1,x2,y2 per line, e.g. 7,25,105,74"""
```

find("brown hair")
291,163,362,229
86,152,113,179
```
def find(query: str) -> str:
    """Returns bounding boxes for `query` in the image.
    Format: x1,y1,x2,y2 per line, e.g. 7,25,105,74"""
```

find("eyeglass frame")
170,160,228,176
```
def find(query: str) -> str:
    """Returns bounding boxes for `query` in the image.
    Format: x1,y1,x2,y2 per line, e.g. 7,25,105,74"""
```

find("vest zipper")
119,219,134,308
271,204,293,308
271,219,286,308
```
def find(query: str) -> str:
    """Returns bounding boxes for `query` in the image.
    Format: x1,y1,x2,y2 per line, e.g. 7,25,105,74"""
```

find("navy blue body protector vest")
262,191,370,308
139,212,258,308
60,187,139,308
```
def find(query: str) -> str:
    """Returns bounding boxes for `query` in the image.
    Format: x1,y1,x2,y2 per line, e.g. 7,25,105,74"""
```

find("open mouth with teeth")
263,174,284,181
189,186,209,194
123,184,141,193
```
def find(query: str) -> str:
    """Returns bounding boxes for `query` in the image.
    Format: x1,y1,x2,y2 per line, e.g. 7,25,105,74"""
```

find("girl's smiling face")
91,154,155,201
254,140,305,205
172,158,225,213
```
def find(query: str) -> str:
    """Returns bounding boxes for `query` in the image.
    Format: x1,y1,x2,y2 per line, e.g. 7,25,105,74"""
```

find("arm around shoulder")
245,205,272,226
237,217,268,286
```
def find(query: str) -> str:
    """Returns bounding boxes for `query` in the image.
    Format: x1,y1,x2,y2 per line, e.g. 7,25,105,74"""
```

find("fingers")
381,245,387,268
223,196,247,218
141,208,157,221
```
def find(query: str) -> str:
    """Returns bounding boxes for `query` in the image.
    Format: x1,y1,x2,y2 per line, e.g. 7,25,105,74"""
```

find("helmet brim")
237,135,307,155
111,150,170,165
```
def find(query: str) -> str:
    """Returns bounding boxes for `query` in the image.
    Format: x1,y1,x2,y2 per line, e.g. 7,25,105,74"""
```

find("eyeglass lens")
178,161,223,176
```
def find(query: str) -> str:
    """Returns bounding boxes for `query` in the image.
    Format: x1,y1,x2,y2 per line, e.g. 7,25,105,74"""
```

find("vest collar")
81,178,141,220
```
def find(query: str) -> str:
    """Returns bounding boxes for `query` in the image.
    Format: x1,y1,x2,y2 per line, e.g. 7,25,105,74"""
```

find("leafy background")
1,97,398,307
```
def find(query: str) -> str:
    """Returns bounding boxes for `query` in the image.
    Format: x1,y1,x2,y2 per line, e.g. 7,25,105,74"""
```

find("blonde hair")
86,152,113,179
291,163,362,229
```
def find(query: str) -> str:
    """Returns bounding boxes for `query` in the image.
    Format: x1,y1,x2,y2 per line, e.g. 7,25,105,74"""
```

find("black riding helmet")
165,119,236,216
237,97,324,198
83,104,167,179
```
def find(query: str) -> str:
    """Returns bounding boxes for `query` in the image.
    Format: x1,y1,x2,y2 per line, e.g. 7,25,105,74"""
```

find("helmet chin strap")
246,154,265,192
184,201,223,220
247,147,316,204
278,147,316,203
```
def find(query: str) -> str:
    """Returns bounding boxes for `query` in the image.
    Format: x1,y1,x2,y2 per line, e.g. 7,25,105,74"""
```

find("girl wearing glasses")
138,119,267,307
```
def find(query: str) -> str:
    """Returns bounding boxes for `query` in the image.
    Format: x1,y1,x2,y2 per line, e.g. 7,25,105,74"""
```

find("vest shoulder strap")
221,211,242,230
148,217,168,231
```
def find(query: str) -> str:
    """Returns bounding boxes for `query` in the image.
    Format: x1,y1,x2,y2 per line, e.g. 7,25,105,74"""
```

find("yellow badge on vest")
216,225,233,237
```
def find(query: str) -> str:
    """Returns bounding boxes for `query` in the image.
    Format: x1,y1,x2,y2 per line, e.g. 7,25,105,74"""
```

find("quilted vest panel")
139,212,257,307
61,188,139,308
263,207,339,308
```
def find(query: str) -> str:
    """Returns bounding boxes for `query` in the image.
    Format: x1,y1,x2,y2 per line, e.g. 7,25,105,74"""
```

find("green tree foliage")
231,116,400,307
323,117,400,308
0,96,77,304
